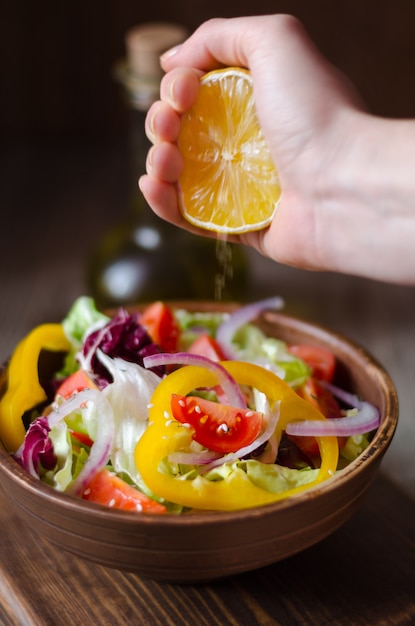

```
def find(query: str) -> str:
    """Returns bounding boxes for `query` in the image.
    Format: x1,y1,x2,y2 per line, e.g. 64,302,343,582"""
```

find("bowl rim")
0,307,399,526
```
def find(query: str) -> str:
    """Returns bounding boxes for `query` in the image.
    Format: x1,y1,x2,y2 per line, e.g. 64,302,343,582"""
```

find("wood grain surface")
0,477,413,625
0,139,414,625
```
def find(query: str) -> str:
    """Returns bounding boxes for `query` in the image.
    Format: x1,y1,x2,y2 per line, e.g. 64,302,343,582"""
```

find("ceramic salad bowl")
0,300,398,583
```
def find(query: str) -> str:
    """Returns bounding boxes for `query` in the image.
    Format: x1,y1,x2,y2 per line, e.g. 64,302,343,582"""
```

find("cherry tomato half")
288,377,344,457
288,345,336,382
170,394,263,454
187,333,227,361
55,369,97,400
140,301,180,353
82,469,166,513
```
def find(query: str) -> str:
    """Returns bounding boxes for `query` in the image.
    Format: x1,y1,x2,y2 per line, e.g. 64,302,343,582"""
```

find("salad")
0,296,380,514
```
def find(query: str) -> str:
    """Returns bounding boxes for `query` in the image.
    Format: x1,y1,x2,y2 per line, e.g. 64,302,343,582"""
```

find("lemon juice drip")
215,235,234,301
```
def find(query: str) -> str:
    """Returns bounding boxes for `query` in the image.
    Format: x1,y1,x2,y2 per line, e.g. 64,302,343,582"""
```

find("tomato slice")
187,334,227,361
69,429,94,448
55,369,97,400
298,377,342,419
140,301,180,352
170,394,263,454
81,469,166,513
288,345,336,382
187,334,229,400
288,377,344,456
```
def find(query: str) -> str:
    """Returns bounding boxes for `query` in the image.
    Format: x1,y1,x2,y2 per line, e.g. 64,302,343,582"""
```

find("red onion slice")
320,381,366,409
143,352,246,409
216,296,285,359
285,382,380,437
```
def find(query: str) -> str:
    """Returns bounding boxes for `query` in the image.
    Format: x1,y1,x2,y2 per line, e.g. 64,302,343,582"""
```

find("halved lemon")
177,67,280,234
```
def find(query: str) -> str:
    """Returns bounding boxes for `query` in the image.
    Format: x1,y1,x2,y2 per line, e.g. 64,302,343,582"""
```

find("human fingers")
145,67,202,146
138,173,228,242
159,66,203,111
141,143,211,235
159,15,319,76
145,101,181,145
159,15,362,167
138,175,181,224
160,15,362,115
159,16,253,72
146,142,183,184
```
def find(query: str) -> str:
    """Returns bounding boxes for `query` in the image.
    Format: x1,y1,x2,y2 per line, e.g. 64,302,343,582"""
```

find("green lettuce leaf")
232,324,311,387
204,460,319,493
42,422,73,491
160,455,319,496
59,296,109,376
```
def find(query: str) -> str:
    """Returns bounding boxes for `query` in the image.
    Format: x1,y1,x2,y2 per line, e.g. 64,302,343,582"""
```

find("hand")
139,15,415,284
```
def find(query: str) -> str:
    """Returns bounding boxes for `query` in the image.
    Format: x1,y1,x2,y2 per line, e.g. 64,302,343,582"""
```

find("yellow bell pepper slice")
0,323,70,453
135,361,339,511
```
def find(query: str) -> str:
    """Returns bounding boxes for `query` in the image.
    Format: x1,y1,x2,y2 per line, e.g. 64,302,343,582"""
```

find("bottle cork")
120,22,188,110
125,22,188,79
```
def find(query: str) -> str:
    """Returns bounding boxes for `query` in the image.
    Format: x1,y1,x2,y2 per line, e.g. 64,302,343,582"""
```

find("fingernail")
146,109,156,141
167,77,178,106
160,44,181,63
146,146,154,174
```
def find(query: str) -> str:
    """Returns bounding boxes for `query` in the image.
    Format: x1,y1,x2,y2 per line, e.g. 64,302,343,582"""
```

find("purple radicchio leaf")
15,416,57,478
82,308,164,387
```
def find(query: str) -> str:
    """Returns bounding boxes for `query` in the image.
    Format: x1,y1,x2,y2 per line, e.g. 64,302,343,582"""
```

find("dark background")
0,0,415,555
2,0,415,141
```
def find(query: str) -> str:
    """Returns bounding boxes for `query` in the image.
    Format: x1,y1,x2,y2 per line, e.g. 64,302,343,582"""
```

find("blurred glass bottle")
88,22,250,309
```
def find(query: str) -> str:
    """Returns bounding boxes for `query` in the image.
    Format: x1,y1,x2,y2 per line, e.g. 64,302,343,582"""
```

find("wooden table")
0,138,414,625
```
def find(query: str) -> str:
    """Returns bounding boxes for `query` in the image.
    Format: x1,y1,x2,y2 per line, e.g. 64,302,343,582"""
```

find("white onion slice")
47,388,103,427
47,388,115,497
143,352,246,409
216,296,285,359
78,323,111,373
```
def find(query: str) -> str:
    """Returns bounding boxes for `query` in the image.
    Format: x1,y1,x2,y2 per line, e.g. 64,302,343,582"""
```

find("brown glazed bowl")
0,303,398,583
